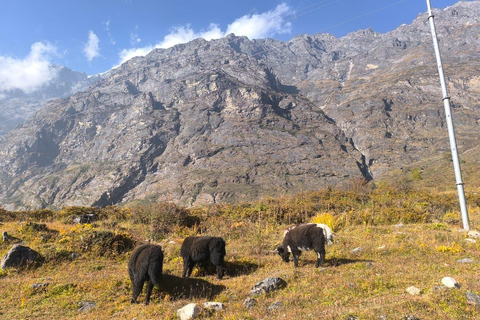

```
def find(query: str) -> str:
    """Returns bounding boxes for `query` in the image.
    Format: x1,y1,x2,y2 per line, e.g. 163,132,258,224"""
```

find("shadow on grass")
327,258,373,267
182,260,259,279
225,260,259,277
158,274,225,300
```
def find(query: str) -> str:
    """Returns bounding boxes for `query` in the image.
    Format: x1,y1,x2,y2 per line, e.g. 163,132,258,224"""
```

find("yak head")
275,245,290,263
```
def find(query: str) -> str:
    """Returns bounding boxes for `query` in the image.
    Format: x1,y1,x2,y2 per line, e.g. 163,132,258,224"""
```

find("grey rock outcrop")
250,277,287,296
0,1,479,209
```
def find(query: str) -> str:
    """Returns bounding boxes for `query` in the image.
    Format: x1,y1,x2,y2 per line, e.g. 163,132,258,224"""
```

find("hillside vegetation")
1,178,480,319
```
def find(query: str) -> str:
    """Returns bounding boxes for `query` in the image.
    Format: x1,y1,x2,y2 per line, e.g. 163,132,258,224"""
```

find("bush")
80,231,135,256
130,202,196,240
310,213,335,231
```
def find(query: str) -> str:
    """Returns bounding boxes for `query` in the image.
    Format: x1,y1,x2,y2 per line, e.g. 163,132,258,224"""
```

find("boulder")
177,303,201,320
1,244,42,270
466,291,480,306
73,213,98,224
441,277,460,288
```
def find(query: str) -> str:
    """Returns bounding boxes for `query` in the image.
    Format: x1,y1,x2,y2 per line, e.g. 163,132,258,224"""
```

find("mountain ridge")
1,1,479,210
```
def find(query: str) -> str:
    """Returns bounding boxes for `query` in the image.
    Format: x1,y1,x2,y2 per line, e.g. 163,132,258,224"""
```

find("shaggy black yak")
276,223,334,268
181,236,226,279
128,244,163,304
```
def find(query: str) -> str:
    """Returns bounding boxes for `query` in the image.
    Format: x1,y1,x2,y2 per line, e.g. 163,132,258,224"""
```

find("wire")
315,0,409,33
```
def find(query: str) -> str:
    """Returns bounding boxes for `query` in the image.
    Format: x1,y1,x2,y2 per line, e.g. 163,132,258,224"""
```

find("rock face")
0,2,480,209
0,65,98,136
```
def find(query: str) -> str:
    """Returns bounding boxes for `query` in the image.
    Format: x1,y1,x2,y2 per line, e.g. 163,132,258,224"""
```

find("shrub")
80,231,136,256
310,212,336,231
130,202,195,240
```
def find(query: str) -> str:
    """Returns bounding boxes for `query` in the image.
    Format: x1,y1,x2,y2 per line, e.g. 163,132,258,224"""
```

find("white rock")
377,245,386,250
177,303,201,320
441,277,460,288
467,230,480,239
352,247,362,253
465,238,477,244
203,302,224,311
406,286,421,295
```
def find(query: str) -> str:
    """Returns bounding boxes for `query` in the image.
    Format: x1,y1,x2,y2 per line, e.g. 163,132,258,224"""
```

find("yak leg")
315,250,325,268
183,259,195,277
144,280,154,305
290,247,301,267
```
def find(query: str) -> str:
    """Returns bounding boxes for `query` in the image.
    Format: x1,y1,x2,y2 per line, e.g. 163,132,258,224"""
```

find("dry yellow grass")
1,191,480,319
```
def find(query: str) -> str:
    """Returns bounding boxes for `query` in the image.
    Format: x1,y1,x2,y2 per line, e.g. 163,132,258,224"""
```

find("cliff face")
1,1,479,209
0,65,97,136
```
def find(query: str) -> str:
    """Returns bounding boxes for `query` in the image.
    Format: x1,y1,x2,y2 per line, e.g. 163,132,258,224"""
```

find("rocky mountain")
0,65,98,135
1,1,479,210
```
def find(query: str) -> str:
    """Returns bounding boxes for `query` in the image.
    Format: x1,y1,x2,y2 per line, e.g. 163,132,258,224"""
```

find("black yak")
276,223,334,268
128,244,164,304
180,236,226,279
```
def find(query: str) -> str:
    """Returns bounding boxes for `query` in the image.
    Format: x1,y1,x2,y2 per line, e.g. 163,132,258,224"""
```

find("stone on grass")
432,285,448,292
465,238,477,244
351,247,362,253
202,302,224,311
441,277,460,288
466,291,480,306
177,303,201,320
73,213,98,224
244,297,257,309
1,244,42,270
406,286,421,296
457,258,473,264
467,230,480,239
78,301,96,312
404,316,420,320
250,277,287,296
267,301,283,311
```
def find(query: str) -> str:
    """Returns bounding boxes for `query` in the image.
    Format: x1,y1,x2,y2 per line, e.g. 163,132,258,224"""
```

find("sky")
0,0,466,95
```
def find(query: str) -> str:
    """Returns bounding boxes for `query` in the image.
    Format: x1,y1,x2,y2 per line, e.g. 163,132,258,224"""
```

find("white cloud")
0,42,58,93
119,45,154,64
226,3,292,38
158,23,223,49
84,30,100,61
117,3,293,65
103,20,116,45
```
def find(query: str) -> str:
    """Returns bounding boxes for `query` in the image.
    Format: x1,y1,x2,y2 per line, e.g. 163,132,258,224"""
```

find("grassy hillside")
1,184,480,319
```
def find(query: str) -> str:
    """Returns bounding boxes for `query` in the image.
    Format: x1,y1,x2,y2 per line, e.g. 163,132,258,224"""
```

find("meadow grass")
0,186,479,319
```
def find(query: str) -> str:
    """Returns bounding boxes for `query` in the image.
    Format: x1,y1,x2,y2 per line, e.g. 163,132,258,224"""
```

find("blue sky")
0,0,464,94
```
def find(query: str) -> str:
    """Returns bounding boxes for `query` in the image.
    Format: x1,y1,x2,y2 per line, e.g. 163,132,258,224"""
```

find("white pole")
426,0,470,230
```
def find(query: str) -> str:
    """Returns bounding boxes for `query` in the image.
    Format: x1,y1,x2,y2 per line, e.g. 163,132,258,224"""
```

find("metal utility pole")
425,0,470,230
